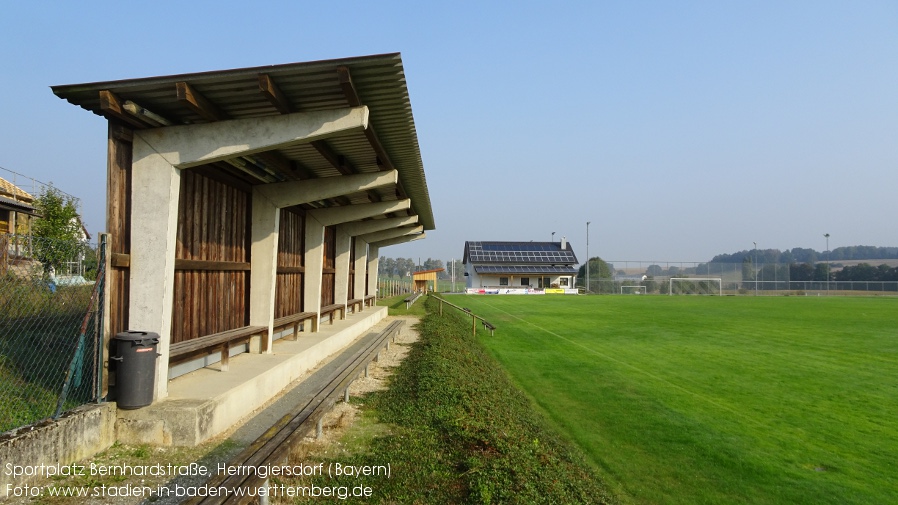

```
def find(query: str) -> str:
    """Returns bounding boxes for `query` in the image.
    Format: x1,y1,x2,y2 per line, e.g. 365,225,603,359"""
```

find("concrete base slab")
116,306,386,446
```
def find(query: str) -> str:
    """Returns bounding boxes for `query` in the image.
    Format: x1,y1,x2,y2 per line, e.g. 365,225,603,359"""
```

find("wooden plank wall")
321,225,336,305
107,123,133,339
275,208,304,318
171,170,250,343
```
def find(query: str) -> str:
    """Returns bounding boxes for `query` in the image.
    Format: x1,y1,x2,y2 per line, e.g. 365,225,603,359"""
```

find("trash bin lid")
114,331,160,343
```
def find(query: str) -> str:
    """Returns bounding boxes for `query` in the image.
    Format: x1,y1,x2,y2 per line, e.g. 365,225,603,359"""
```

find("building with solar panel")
462,239,580,294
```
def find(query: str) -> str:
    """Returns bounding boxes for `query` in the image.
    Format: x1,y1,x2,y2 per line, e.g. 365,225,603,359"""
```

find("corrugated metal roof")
51,53,433,230
0,195,39,216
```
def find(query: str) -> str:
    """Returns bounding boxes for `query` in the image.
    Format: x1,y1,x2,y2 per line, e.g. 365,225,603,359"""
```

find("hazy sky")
2,1,895,263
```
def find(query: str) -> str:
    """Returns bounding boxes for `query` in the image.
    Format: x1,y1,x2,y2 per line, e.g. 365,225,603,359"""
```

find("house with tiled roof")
0,176,38,235
462,239,580,294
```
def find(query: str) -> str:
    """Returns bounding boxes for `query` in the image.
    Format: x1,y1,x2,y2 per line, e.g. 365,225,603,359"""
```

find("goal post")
668,277,722,296
621,285,647,295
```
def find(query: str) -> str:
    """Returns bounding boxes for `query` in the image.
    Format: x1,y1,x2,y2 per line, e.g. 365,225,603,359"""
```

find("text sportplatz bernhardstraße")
5,461,390,500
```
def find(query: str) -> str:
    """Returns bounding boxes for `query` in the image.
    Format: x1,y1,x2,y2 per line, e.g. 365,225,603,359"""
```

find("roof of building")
413,268,445,275
463,241,579,266
0,195,39,216
51,53,433,232
0,177,34,202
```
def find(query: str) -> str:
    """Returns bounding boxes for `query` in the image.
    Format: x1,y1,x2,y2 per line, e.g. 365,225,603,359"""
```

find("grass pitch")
444,294,898,505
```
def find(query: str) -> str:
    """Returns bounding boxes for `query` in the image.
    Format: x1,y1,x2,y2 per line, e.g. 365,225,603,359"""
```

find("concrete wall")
0,403,116,498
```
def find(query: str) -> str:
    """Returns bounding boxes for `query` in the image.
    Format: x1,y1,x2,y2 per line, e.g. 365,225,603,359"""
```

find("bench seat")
273,311,318,339
404,292,422,309
320,303,345,324
169,325,267,371
347,298,364,314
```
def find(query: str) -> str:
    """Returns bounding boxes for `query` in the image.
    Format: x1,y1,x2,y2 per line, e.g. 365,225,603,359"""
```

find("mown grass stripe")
450,295,898,505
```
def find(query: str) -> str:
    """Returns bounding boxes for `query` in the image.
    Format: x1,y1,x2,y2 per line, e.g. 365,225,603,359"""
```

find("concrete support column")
303,214,325,326
333,226,351,310
129,135,182,401
367,245,380,300
353,239,368,309
249,190,280,352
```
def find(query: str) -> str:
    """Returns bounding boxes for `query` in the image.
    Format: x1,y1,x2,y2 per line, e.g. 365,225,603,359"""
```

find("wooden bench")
347,298,364,314
320,303,346,325
364,295,376,307
273,311,318,339
482,320,496,336
169,325,267,372
404,292,422,309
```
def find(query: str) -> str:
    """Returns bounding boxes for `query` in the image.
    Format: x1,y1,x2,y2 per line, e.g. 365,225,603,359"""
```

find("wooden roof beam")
259,74,292,114
99,90,147,129
311,141,355,176
337,66,396,172
176,81,227,121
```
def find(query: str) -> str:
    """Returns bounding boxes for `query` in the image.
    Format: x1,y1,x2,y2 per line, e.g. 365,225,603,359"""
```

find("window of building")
499,277,508,286
520,277,529,286
560,278,569,286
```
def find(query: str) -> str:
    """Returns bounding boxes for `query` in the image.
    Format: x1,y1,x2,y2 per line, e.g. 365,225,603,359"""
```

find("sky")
1,1,896,264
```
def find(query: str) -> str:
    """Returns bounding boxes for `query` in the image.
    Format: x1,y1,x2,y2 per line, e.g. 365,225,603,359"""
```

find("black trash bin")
111,331,160,409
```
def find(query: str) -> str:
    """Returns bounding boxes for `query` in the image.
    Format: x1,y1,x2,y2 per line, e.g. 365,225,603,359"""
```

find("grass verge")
283,296,615,504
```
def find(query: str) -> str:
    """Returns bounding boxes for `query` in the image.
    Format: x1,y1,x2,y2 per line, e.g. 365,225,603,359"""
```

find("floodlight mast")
586,221,591,294
824,233,830,294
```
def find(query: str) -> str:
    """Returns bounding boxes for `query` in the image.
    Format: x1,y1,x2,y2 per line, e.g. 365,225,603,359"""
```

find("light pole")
586,221,591,294
753,242,757,296
824,233,830,294
551,231,555,243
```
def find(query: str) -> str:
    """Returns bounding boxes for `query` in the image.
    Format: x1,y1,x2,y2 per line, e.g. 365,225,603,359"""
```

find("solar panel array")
465,241,578,264
474,265,578,274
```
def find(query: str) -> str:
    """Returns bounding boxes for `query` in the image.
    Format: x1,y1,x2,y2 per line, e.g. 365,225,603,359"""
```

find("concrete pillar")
304,214,325,324
129,135,182,400
354,239,368,307
249,190,280,352
367,245,380,299
333,226,351,310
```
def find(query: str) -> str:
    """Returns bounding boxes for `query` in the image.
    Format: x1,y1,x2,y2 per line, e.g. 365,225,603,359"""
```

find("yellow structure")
413,268,444,293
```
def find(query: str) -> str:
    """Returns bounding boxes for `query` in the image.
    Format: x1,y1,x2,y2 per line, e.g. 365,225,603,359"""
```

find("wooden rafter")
99,90,147,129
259,74,292,114
336,66,396,172
311,141,354,176
176,81,227,121
336,66,362,107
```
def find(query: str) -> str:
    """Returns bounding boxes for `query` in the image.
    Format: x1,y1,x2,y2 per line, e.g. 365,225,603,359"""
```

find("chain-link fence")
582,260,898,295
0,234,104,433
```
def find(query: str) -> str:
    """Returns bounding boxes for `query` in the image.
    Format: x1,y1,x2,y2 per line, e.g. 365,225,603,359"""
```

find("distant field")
443,295,898,505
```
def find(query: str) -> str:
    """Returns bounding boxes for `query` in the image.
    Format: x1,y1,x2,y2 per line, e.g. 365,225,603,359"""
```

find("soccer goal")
668,277,722,296
621,285,647,295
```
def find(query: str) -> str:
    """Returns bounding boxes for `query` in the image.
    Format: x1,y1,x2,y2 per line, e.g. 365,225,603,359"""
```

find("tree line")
708,245,898,265
378,257,464,280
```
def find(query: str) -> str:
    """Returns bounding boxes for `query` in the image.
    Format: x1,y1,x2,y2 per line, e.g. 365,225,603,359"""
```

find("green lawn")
443,295,898,505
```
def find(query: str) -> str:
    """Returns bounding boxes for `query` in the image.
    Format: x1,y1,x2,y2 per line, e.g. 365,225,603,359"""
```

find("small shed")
413,268,444,293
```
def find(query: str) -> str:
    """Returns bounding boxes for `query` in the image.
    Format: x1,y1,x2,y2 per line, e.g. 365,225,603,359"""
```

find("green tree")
577,256,613,292
32,186,83,274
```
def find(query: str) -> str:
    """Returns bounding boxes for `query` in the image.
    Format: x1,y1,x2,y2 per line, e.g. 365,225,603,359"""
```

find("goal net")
668,277,722,296
621,285,647,295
